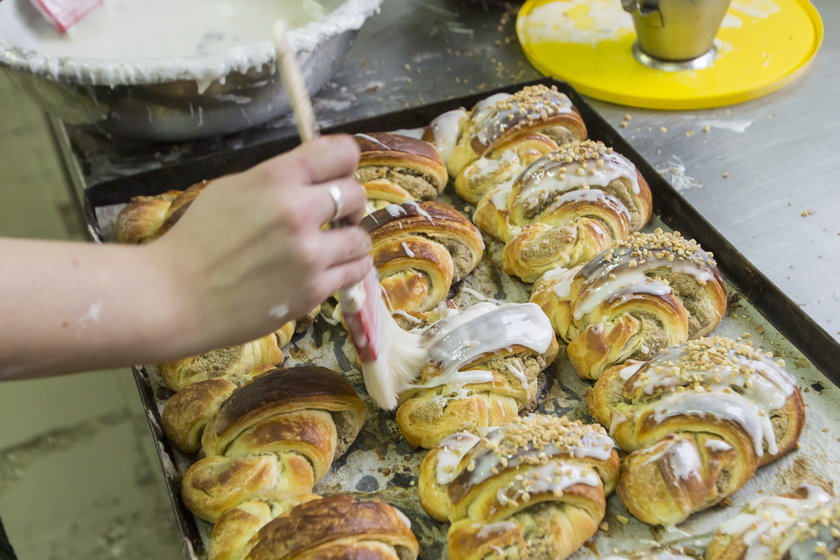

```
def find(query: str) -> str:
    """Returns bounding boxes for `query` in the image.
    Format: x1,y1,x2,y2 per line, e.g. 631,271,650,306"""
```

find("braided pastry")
477,140,653,282
455,133,559,207
361,201,484,313
211,494,418,560
160,322,294,392
444,85,587,178
423,107,469,165
706,484,839,559
418,414,619,560
179,366,365,523
354,132,448,213
531,229,727,380
587,336,805,526
114,181,208,244
396,302,558,449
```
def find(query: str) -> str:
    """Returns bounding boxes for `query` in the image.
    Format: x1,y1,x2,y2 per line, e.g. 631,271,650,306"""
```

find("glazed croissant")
396,302,559,449
114,181,208,244
361,200,484,313
418,414,619,560
179,366,365,523
354,132,448,213
531,229,727,380
587,336,805,526
439,84,587,178
706,484,839,559
476,140,654,282
210,494,419,560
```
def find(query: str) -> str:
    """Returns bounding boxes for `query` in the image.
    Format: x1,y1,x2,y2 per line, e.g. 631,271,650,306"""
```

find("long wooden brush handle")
273,21,319,142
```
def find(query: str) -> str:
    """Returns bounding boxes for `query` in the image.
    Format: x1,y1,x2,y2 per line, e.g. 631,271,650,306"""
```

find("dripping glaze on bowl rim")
0,0,383,88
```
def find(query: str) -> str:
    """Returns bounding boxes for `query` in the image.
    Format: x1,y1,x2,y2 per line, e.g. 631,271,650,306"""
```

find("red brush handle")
341,270,380,362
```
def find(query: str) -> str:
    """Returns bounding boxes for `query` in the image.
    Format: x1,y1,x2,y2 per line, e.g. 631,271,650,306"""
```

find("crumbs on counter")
685,130,695,137
801,210,815,217
703,124,711,133
722,172,729,178
659,126,668,133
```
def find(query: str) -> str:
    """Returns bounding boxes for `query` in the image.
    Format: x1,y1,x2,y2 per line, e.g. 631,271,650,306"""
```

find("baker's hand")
147,134,371,350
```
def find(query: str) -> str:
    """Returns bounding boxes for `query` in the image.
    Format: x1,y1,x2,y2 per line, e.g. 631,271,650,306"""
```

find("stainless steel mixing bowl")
0,0,382,141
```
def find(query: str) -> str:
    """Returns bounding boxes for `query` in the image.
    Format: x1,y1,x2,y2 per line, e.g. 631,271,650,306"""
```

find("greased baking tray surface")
85,80,840,559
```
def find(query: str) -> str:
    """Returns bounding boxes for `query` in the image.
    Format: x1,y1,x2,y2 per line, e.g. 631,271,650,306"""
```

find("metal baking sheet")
86,79,840,559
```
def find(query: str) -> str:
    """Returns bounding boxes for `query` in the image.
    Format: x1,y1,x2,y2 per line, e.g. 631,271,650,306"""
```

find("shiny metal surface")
632,41,719,71
58,0,840,344
623,0,731,61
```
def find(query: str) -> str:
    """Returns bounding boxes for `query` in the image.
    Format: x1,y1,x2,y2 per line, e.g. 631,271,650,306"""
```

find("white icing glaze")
435,432,481,485
573,270,672,320
421,303,553,389
505,360,529,389
393,507,412,529
489,178,516,209
631,343,796,411
541,264,584,300
472,90,573,150
428,108,468,163
391,309,423,326
0,0,381,86
608,409,628,436
651,391,777,456
618,360,645,380
384,204,408,218
475,520,517,540
401,241,415,258
705,439,733,452
515,150,640,210
720,484,833,560
356,133,393,151
496,462,600,506
403,200,435,223
389,127,424,139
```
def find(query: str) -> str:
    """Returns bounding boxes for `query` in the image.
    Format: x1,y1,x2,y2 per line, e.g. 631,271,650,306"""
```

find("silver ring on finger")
325,183,343,223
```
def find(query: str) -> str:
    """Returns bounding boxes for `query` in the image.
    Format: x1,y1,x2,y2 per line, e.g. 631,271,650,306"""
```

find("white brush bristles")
361,298,426,410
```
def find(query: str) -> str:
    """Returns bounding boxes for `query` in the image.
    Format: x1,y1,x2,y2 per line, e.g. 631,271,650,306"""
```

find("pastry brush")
273,21,425,410
29,0,102,33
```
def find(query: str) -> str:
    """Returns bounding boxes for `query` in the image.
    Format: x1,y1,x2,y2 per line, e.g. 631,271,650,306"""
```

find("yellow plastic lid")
516,0,823,109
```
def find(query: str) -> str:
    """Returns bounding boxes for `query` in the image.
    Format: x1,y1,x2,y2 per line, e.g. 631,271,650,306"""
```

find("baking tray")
84,79,840,559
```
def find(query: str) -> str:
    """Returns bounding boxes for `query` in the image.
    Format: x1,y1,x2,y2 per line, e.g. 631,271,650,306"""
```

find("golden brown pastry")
587,336,805,526
706,485,839,560
354,132,448,212
454,133,559,206
162,377,238,454
114,181,209,244
396,302,559,449
418,414,619,560
531,229,727,380
477,140,653,282
443,85,587,178
211,494,419,560
159,323,294,392
361,200,484,313
180,366,365,523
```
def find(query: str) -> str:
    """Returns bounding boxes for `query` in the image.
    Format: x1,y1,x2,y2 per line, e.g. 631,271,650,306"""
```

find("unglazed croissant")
477,140,653,282
210,494,419,560
354,132,448,213
114,181,209,244
587,336,805,526
418,414,619,560
360,200,484,313
159,322,295,392
179,366,365,523
706,484,839,559
396,302,559,449
531,229,727,380
442,85,587,178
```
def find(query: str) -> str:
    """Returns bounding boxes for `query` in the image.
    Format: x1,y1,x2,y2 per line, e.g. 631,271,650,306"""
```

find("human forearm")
0,238,191,380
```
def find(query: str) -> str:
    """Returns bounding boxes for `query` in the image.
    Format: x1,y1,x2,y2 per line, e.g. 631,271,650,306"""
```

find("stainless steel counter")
56,0,839,345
